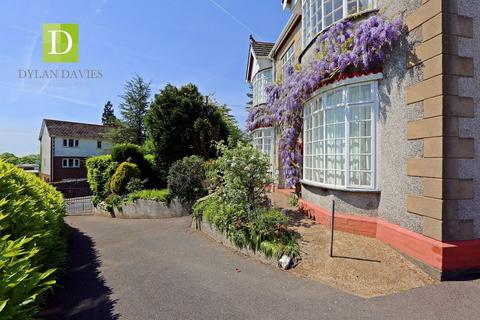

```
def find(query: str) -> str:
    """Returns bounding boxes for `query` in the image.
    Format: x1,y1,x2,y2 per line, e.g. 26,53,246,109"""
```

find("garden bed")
192,217,279,267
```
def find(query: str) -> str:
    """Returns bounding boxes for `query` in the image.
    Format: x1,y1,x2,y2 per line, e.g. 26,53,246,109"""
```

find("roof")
39,119,111,140
250,35,274,57
246,36,275,82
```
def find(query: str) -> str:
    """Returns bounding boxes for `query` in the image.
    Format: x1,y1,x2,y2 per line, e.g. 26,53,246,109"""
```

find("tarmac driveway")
42,215,480,320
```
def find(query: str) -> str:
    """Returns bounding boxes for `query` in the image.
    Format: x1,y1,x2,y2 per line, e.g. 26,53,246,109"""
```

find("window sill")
300,179,380,193
299,9,380,63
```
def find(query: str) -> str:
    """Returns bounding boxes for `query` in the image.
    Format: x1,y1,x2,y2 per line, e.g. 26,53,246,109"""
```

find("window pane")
63,139,67,147
69,139,73,147
68,159,73,167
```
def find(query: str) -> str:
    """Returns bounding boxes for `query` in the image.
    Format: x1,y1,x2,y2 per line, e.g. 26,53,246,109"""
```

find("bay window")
252,69,273,106
302,0,377,47
252,127,274,172
303,80,377,190
282,44,295,81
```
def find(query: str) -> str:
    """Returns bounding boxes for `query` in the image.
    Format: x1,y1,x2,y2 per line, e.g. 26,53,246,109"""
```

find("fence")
65,196,93,215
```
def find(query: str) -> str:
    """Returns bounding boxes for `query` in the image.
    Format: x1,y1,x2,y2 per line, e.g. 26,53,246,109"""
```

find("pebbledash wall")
301,0,425,232
289,0,479,278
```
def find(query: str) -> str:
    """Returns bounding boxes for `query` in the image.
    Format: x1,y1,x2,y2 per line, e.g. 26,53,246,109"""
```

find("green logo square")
43,23,78,63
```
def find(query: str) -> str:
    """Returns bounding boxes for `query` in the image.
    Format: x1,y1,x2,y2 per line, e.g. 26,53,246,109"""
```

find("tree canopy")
101,100,117,126
145,83,241,173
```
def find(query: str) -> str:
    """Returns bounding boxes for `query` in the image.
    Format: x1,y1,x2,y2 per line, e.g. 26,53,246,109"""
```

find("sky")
0,0,290,156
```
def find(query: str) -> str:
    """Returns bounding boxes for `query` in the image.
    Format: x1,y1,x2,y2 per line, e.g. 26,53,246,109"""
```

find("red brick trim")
299,199,480,272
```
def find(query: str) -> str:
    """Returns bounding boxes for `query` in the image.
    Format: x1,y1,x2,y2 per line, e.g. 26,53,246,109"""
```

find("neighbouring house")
38,119,112,183
246,0,480,279
16,163,39,176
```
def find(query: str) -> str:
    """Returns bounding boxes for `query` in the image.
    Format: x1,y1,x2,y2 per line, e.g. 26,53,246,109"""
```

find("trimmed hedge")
127,189,172,204
110,162,141,195
0,160,67,319
86,154,118,205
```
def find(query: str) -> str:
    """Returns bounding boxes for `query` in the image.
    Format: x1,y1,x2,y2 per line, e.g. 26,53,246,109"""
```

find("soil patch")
269,192,436,298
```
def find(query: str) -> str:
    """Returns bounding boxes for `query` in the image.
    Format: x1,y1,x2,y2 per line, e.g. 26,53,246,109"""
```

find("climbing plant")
247,15,403,187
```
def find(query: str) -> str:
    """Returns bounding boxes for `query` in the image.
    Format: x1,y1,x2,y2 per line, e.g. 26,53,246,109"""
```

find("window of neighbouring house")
282,44,296,81
62,158,80,168
303,80,377,190
65,139,79,148
252,69,273,106
252,127,274,173
302,0,377,47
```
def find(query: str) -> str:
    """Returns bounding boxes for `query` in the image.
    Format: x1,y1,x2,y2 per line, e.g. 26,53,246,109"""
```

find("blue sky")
0,0,289,155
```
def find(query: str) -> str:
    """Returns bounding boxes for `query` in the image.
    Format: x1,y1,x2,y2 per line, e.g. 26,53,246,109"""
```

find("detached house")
39,119,112,183
246,0,480,279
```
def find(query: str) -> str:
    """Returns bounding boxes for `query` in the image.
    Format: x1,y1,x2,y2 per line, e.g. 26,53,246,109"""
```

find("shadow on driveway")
40,225,119,320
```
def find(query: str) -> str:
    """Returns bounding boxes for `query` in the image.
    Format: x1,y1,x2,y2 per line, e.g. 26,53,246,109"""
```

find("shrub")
127,189,172,204
215,141,273,211
193,142,299,260
167,156,207,205
125,177,146,194
289,193,299,207
111,143,144,164
111,144,162,188
110,162,141,195
0,160,67,319
104,194,123,212
193,195,299,259
86,155,118,205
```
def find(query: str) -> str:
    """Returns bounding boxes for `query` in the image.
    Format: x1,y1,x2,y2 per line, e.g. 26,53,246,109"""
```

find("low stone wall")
114,199,188,219
94,199,189,219
93,206,114,218
192,218,278,267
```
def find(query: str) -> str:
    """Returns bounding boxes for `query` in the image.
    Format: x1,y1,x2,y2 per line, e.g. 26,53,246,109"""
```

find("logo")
42,24,78,63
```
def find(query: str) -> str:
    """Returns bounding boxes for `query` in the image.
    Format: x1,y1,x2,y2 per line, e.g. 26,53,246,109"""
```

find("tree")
145,83,240,176
101,101,117,125
117,75,151,145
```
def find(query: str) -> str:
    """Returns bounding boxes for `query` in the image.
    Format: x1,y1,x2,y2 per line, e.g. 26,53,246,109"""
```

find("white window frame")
252,127,275,174
282,44,296,81
302,0,378,48
252,69,273,107
302,74,381,191
63,138,79,148
62,158,80,168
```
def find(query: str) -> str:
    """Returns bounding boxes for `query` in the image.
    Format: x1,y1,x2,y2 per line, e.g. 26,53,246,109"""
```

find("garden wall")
192,218,278,267
94,199,189,219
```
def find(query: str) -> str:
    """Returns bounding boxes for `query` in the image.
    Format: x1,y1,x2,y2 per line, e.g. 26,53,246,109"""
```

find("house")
246,0,480,279
38,119,112,183
16,163,39,176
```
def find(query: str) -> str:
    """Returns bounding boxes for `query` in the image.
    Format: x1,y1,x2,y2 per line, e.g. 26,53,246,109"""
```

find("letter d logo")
43,24,78,63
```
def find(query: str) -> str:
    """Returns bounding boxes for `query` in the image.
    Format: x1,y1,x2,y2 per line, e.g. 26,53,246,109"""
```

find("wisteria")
248,15,403,187
246,104,274,131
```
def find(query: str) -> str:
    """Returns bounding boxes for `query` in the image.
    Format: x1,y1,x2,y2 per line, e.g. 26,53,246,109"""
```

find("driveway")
42,216,480,320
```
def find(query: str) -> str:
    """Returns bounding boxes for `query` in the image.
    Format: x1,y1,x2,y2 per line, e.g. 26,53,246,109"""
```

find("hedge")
0,160,67,319
126,189,172,204
110,162,141,195
86,155,118,205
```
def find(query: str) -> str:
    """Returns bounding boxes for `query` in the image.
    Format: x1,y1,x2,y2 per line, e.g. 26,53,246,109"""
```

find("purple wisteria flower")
247,15,403,187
